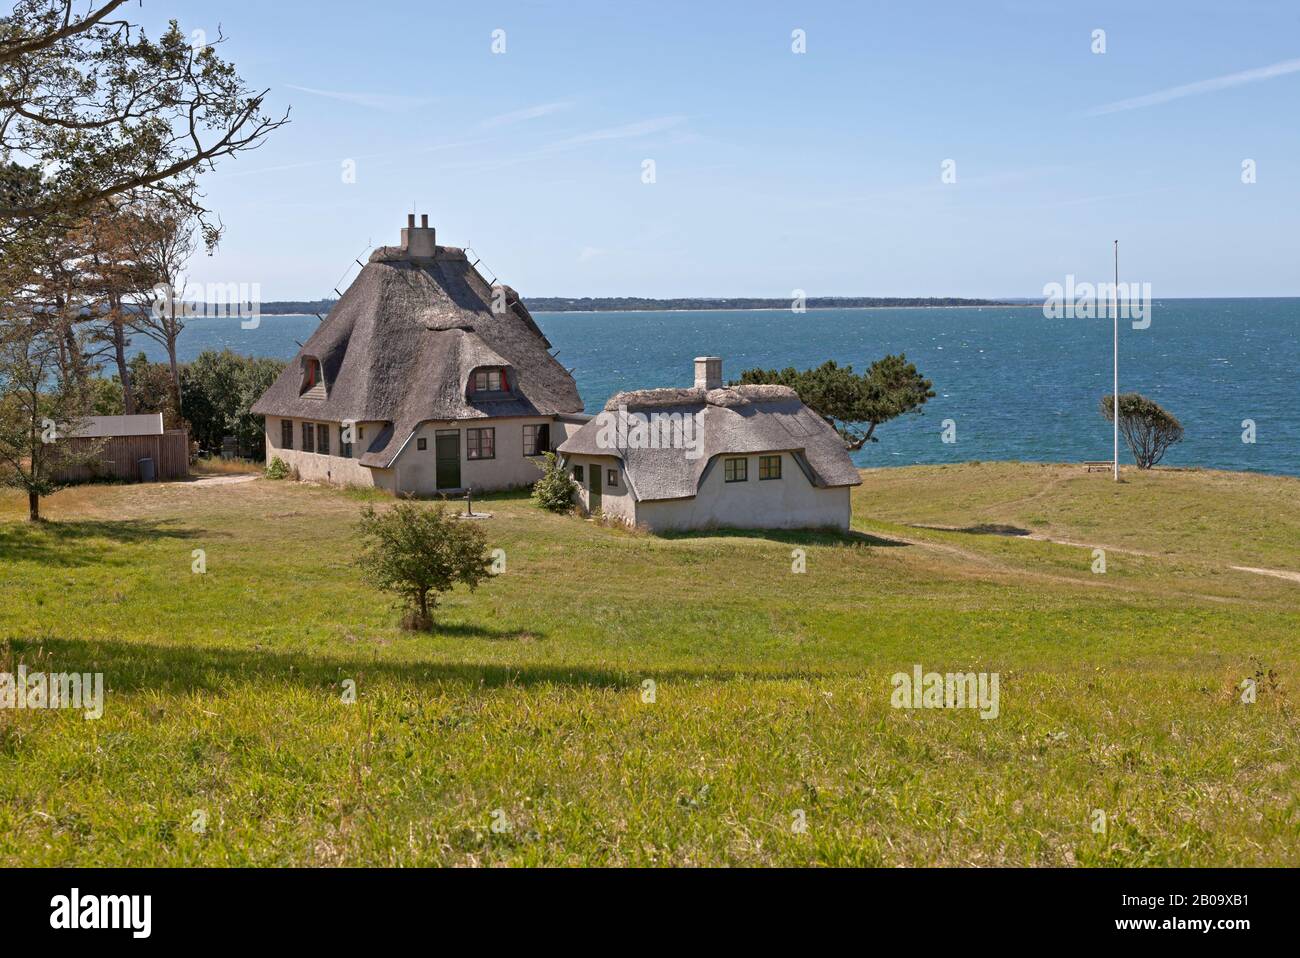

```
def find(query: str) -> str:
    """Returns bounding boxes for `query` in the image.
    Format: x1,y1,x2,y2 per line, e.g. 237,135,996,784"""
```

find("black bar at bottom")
0,867,1279,943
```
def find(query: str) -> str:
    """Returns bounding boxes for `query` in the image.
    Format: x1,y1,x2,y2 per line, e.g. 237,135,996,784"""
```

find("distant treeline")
260,299,338,315
524,296,1015,311
256,295,1014,315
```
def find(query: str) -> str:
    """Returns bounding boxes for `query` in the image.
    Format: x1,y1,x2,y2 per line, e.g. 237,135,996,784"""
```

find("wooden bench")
1083,460,1113,472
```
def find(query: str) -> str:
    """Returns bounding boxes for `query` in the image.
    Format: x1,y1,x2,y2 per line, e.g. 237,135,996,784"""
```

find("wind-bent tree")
736,355,935,450
1100,393,1184,469
355,503,495,632
0,0,289,236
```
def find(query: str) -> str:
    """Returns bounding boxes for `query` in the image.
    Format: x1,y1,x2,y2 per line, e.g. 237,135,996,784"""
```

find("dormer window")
472,367,507,393
300,358,323,396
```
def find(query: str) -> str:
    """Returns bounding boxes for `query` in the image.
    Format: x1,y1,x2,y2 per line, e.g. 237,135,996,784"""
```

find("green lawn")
1,462,1297,866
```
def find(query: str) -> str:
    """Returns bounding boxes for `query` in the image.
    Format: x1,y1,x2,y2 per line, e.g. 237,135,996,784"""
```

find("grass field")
1,462,1297,866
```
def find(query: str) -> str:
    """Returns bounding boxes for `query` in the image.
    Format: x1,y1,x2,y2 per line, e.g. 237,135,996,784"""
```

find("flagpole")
1112,240,1119,482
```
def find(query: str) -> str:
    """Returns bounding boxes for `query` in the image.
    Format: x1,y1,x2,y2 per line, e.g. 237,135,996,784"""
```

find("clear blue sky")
156,0,1300,300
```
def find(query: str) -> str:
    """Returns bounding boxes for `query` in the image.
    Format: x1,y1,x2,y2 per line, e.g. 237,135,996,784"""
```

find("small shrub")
531,451,576,513
265,456,291,480
354,502,494,631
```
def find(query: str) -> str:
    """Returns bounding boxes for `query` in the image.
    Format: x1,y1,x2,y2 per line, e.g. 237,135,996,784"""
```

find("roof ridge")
604,383,798,411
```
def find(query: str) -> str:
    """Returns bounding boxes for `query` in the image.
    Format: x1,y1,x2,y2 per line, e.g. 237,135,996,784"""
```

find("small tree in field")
355,502,494,631
1100,392,1184,469
531,451,575,513
0,319,95,521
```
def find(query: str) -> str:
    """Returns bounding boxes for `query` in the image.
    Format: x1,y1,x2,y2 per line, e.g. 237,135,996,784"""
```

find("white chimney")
400,213,436,258
694,356,722,391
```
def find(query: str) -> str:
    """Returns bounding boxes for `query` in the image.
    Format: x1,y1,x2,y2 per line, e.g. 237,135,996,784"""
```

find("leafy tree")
125,352,181,425
92,352,181,425
531,451,575,513
180,349,284,457
77,200,151,414
355,502,494,631
124,195,198,414
233,356,284,457
0,317,95,520
1100,393,1184,469
0,201,98,394
736,355,935,450
1,1,288,235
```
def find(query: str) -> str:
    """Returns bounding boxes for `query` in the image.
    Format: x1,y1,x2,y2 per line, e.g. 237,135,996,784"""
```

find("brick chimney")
400,213,436,257
694,356,722,390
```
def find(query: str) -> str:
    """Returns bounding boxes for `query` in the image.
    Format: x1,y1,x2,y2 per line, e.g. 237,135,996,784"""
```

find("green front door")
435,430,460,490
589,462,602,514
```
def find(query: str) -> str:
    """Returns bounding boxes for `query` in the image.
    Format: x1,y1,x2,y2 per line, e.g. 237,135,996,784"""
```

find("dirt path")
187,474,259,487
906,523,1299,586
1230,565,1300,584
1024,533,1299,584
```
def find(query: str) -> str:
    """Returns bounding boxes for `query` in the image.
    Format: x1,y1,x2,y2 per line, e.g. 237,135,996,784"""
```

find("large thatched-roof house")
558,357,861,531
252,215,587,494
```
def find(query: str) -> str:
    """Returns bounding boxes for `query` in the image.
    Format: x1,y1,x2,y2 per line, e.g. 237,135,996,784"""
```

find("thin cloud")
286,84,438,113
1034,186,1176,209
214,139,482,180
543,115,686,150
480,100,574,129
442,116,689,174
1086,58,1300,116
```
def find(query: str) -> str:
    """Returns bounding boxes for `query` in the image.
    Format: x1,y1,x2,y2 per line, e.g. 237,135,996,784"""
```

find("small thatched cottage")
558,357,861,531
252,215,587,494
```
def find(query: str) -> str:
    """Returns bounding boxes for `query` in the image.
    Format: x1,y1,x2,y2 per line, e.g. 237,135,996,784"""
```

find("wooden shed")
51,413,190,483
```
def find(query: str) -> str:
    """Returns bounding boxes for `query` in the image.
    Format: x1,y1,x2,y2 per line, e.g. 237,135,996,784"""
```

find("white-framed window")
473,368,505,392
522,423,550,456
467,427,495,460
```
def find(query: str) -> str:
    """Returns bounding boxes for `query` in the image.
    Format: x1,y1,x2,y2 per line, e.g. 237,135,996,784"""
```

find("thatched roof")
252,220,582,467
558,380,862,501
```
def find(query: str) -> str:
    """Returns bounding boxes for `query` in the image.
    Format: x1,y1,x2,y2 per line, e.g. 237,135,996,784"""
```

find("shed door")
435,430,460,490
589,462,602,514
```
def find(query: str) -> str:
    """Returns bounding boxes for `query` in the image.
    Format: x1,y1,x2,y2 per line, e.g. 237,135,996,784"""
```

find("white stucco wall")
264,416,384,488
633,451,853,532
267,415,559,495
551,415,592,448
390,416,557,495
565,454,636,523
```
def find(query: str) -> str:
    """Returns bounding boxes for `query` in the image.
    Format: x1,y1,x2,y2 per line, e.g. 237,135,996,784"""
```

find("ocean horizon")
128,297,1300,478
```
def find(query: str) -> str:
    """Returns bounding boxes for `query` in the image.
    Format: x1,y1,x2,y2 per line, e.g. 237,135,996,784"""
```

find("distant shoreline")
249,295,1293,316
529,304,1042,315
252,297,1027,316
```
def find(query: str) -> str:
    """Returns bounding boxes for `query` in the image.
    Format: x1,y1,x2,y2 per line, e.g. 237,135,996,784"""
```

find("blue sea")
128,299,1300,477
